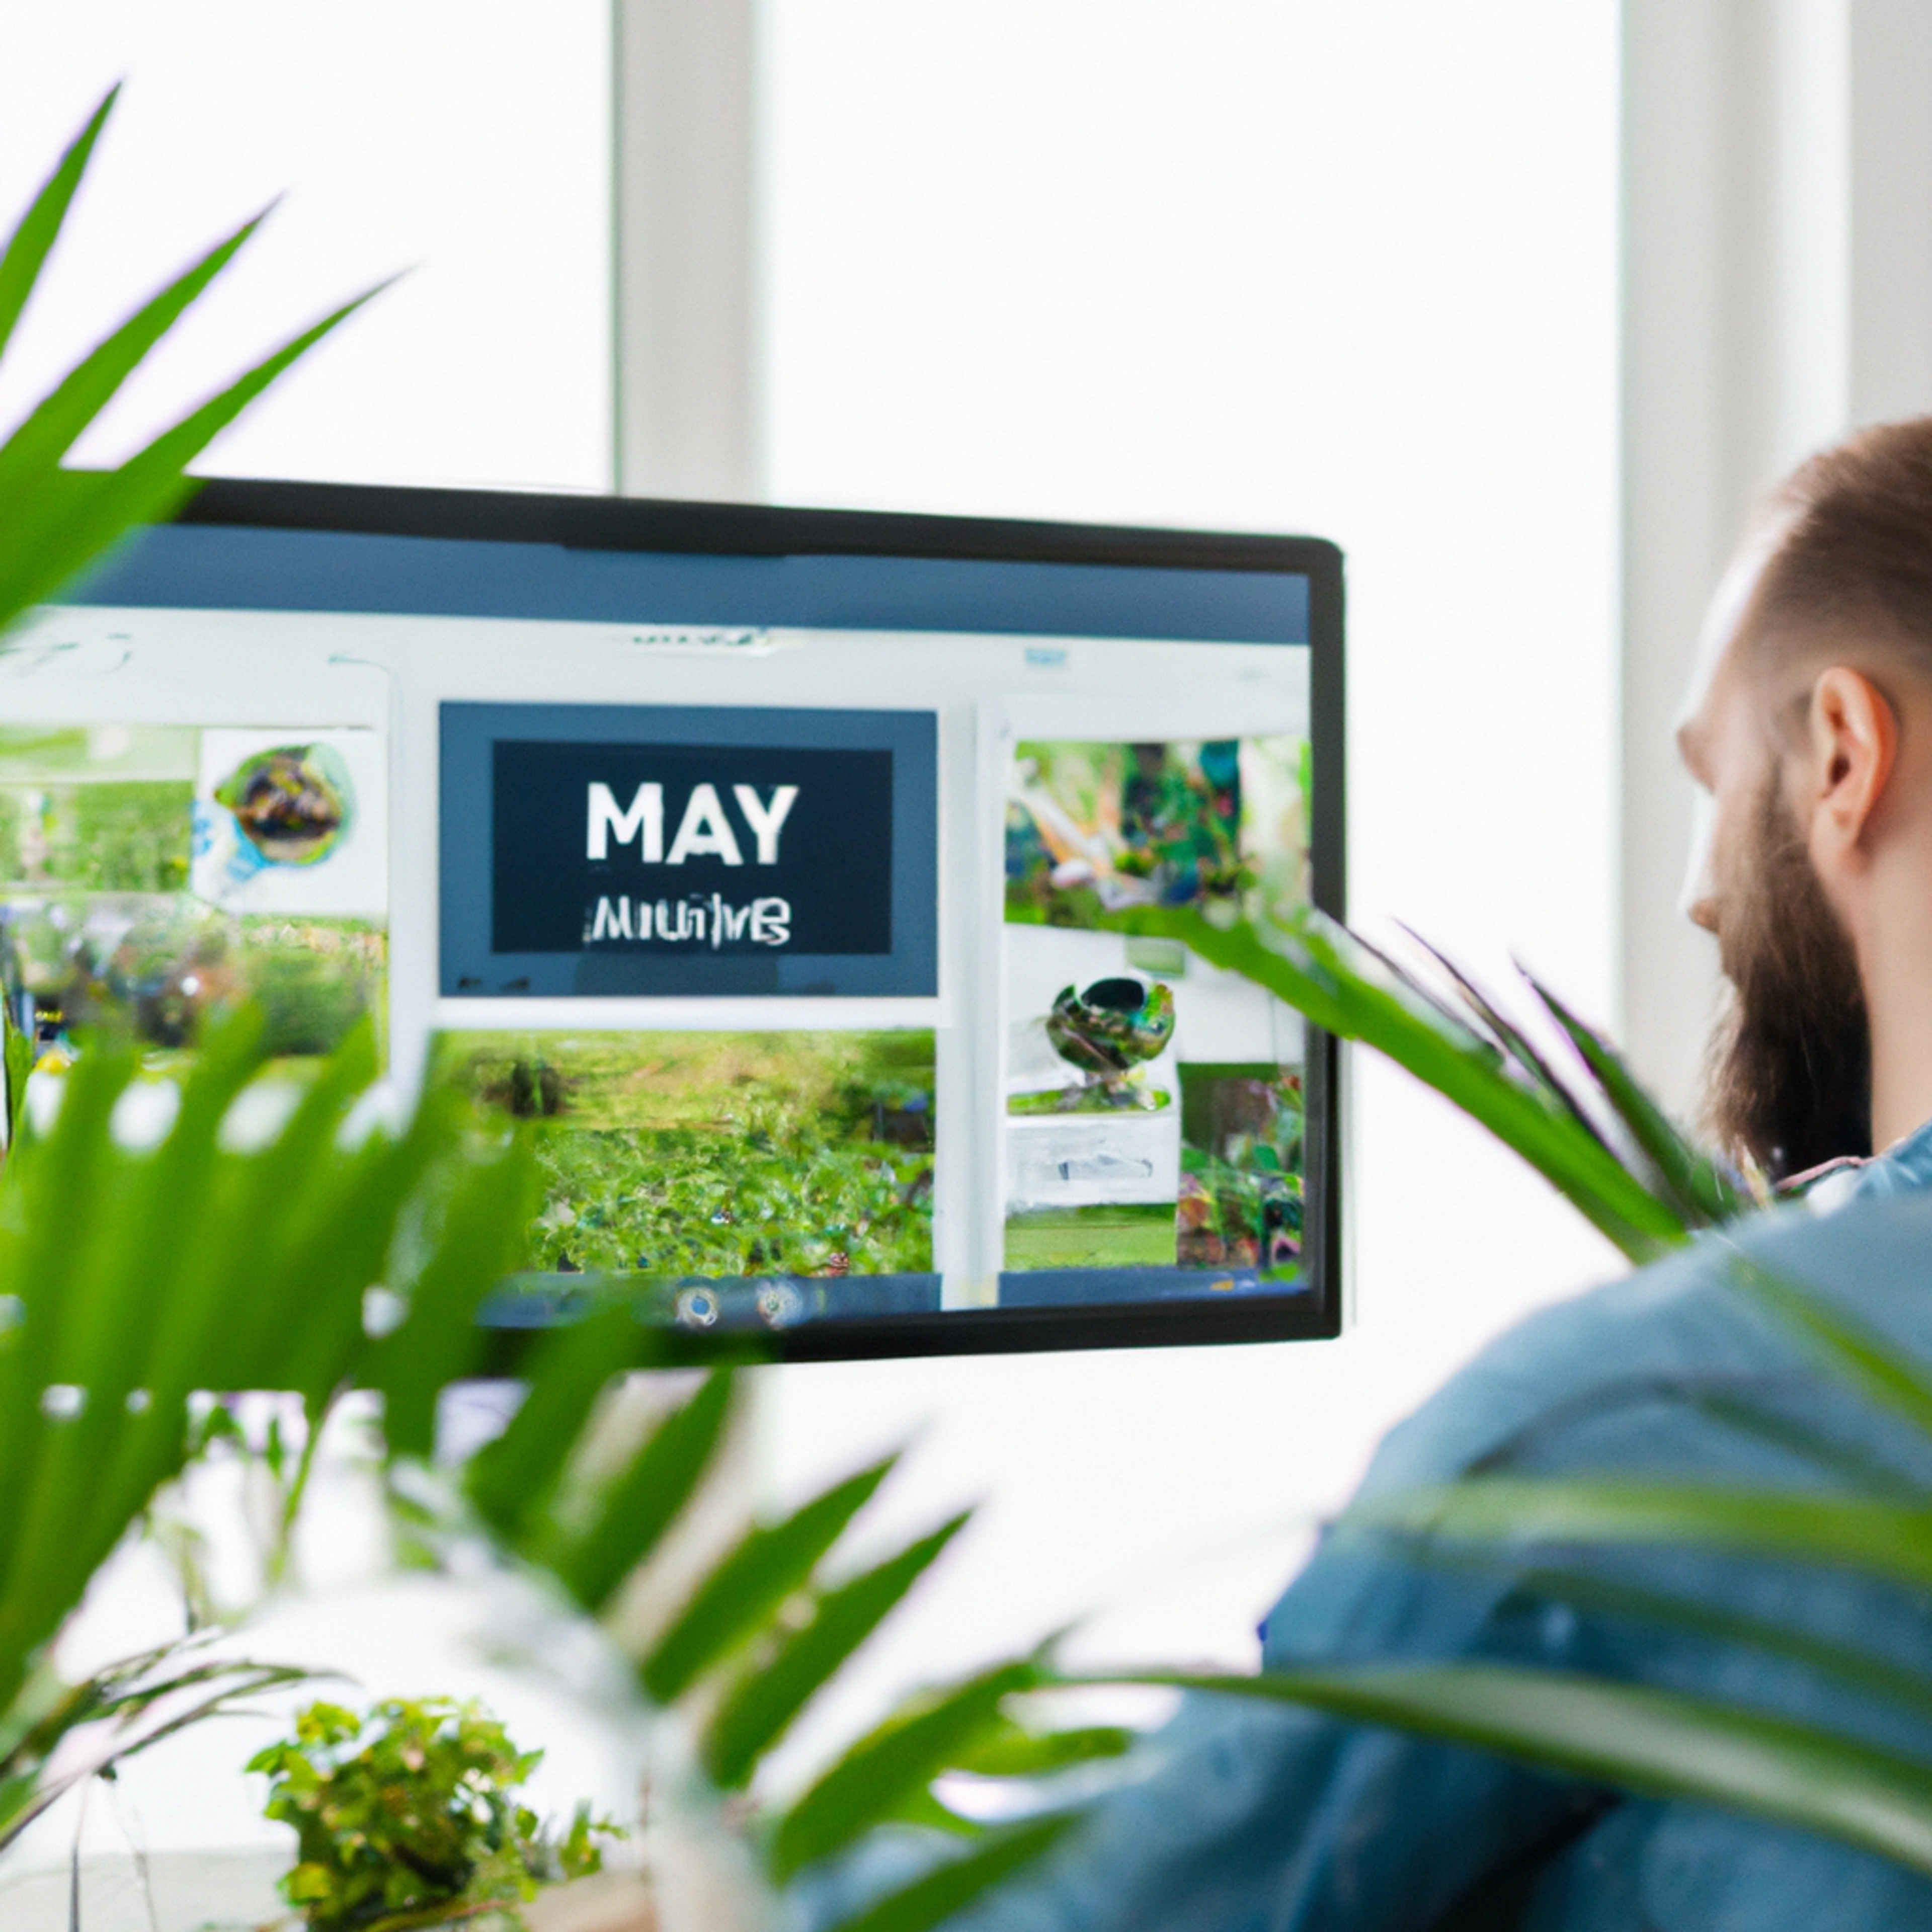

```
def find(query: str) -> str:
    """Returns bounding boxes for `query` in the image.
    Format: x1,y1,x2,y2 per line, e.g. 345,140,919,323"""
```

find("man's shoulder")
1848,1112,1932,1203
1358,1189,1932,1501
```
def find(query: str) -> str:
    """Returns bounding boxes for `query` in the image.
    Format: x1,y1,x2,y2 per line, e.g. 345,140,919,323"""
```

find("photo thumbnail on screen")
1002,734,1310,1303
437,1027,939,1332
0,723,387,1072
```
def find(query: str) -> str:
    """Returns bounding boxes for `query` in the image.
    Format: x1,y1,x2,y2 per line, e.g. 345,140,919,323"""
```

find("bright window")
0,1,611,490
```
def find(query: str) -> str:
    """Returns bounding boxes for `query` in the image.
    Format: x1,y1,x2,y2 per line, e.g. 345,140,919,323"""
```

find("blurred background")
2,0,1921,1831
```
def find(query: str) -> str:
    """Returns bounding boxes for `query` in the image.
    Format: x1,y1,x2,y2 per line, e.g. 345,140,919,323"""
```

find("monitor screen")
15,482,1342,1357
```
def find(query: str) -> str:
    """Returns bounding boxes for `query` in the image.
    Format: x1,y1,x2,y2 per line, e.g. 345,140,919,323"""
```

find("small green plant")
251,1697,615,1932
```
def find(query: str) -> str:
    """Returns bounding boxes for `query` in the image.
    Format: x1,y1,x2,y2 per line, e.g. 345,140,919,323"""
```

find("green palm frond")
702,1510,972,1792
1082,1663,1932,1878
0,85,386,642
1102,903,1751,1259
0,1643,315,1849
0,1013,539,1837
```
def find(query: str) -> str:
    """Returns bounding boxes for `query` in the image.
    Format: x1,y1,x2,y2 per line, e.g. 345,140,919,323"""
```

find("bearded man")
1681,424,1932,1193
799,420,1932,1932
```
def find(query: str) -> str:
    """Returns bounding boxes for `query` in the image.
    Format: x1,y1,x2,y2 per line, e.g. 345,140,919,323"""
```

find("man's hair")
1753,416,1932,678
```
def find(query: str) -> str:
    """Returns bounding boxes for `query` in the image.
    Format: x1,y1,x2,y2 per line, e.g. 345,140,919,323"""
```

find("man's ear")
1801,666,1899,871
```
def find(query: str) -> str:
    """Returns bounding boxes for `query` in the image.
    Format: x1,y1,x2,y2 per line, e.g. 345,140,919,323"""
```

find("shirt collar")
1794,1113,1932,1212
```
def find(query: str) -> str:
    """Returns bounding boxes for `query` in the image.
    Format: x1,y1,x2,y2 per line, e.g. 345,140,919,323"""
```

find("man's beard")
1702,780,1872,1181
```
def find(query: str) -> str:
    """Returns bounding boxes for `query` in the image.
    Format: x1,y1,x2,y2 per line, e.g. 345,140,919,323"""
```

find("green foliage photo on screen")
1005,735,1309,930
441,1028,937,1279
0,725,389,1068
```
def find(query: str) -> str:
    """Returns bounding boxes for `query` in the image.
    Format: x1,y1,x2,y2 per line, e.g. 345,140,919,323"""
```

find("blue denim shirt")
797,1123,1932,1932
1843,1115,1932,1203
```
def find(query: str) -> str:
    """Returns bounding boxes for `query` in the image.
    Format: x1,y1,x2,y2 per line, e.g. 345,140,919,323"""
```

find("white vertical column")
1770,0,1850,463
1621,0,1932,1117
611,0,762,500
1846,1,1932,427
1621,0,1766,1114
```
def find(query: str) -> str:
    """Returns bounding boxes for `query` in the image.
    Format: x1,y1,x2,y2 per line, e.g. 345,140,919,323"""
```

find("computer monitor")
11,480,1342,1358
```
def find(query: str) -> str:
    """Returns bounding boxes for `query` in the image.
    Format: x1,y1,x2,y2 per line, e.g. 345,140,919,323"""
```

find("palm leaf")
1351,1476,1932,1591
1102,905,1693,1260
1,1005,28,1150
1080,899,1932,1897
0,1016,537,1717
465,1304,664,1545
1389,922,1617,1158
769,1661,1045,1882
703,1512,971,1790
0,87,386,641
1720,1251,1932,1443
1524,969,1747,1223
0,1645,315,1849
0,204,272,497
640,1458,897,1706
0,281,390,627
0,86,117,362
540,1367,737,1615
944,1716,1135,1777
1501,1562,1932,1728
822,1813,1080,1932
1101,1664,1932,1877
364,1137,547,1461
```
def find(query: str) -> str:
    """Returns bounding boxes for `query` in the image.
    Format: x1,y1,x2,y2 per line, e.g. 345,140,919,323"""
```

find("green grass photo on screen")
439,1028,937,1280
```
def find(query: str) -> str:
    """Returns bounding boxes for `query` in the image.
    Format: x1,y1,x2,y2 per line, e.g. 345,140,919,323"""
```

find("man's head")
1680,419,1932,1178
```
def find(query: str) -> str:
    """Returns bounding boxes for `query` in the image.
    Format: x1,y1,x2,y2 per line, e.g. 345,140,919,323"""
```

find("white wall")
0,0,611,490
754,0,1626,1777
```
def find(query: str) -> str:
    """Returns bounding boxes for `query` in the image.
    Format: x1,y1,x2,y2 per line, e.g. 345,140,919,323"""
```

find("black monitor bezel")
168,476,1346,1358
